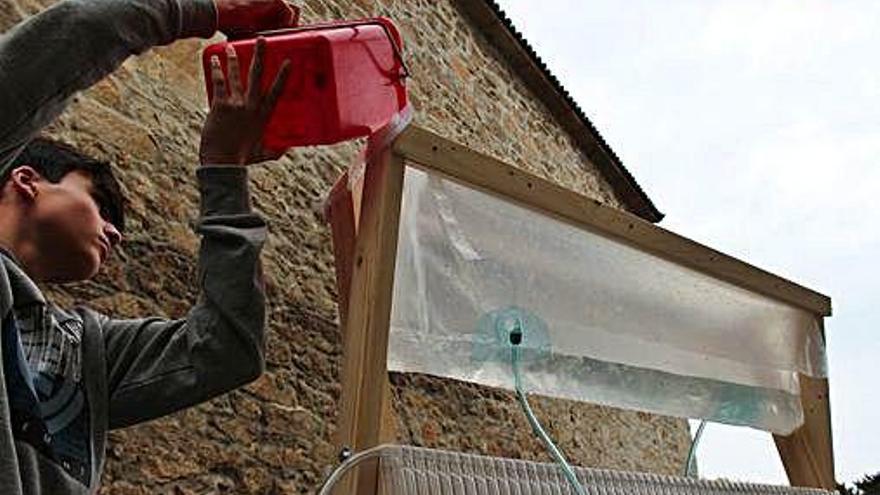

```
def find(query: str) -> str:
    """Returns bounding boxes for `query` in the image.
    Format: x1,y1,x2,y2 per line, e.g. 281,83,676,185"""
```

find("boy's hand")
214,0,297,37
199,38,291,166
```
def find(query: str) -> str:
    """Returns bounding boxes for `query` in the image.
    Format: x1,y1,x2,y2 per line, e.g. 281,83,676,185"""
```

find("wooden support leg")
326,171,357,323
331,151,405,495
774,375,835,490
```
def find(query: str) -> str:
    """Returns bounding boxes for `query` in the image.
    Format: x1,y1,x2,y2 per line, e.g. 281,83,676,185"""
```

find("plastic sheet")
387,166,827,434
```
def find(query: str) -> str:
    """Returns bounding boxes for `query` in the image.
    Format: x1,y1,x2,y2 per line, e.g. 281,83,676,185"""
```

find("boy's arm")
0,0,295,170
0,0,216,169
91,166,268,428
91,40,288,428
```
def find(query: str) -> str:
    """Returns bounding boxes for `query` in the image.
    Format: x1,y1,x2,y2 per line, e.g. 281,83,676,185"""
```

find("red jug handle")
226,2,301,40
255,18,411,79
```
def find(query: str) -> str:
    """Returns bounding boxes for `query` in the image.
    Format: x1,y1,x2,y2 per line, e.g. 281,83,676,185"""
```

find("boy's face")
29,169,122,282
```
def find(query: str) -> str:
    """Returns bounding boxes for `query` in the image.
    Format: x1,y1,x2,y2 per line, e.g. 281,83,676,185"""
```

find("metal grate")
378,445,835,495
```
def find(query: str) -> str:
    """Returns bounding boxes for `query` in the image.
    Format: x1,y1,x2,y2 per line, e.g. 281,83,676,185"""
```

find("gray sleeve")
98,166,267,430
0,0,218,169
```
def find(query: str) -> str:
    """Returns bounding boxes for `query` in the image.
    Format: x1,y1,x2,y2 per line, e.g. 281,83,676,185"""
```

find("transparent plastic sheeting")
388,167,827,435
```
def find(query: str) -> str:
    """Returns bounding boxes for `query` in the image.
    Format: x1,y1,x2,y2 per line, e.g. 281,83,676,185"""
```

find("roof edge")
453,0,664,223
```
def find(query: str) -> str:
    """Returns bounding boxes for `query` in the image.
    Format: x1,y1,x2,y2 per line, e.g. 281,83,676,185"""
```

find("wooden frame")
326,125,835,493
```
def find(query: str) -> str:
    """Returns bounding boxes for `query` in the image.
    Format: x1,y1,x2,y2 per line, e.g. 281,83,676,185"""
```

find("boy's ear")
9,166,42,201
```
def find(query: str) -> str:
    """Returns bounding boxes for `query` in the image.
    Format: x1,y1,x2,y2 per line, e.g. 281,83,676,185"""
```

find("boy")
0,1,293,493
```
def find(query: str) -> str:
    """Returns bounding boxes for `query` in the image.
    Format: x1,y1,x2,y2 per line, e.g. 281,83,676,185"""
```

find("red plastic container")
203,18,409,151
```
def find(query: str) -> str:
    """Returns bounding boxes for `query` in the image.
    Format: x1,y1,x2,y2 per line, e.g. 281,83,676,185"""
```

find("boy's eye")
92,194,110,220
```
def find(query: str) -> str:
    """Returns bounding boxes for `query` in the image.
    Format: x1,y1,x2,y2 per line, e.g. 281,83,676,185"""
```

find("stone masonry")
1,0,691,493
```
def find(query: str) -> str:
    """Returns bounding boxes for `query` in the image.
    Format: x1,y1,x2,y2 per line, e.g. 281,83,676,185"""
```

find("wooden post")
334,150,406,495
775,320,835,490
326,171,358,324
774,374,836,490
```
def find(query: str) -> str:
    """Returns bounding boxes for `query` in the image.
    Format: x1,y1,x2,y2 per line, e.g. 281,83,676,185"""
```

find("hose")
317,314,589,495
316,444,387,495
510,325,587,495
683,419,707,478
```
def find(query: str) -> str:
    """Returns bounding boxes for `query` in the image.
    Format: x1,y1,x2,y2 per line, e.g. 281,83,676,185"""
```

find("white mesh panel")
378,445,834,495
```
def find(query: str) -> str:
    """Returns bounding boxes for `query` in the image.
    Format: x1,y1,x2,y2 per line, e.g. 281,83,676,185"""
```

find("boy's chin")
43,258,101,283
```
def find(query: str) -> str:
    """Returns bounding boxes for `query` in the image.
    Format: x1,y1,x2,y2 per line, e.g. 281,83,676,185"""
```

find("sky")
495,0,879,485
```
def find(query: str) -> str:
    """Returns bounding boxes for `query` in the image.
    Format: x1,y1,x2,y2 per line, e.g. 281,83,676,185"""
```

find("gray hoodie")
0,1,268,494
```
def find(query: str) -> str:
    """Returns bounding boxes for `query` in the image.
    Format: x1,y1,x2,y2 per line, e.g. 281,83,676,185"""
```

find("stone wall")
1,0,691,493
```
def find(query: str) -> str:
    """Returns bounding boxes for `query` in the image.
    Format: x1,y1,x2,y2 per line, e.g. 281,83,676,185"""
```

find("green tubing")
511,341,587,495
684,419,708,478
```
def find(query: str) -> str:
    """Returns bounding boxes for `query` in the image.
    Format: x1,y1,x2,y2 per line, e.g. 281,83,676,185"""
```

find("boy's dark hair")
7,137,125,232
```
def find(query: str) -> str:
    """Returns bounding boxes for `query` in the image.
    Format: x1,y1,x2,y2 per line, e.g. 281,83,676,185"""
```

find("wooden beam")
325,171,357,323
327,168,399,494
335,150,406,495
326,171,361,495
774,372,835,489
393,126,832,317
325,167,367,320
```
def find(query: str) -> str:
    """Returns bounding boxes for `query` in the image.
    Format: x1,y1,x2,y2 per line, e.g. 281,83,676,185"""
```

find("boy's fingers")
279,2,297,26
225,45,243,98
261,59,291,118
247,38,266,104
210,55,227,101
